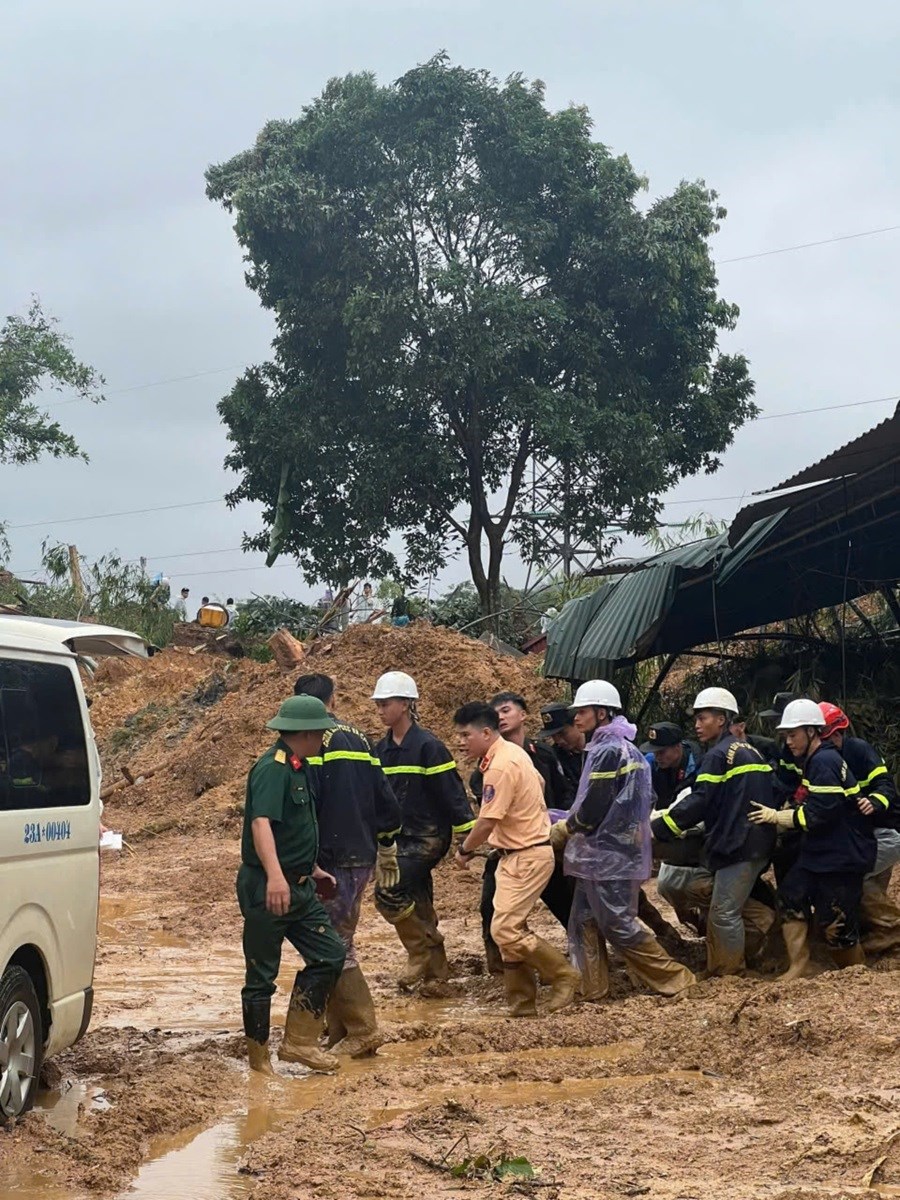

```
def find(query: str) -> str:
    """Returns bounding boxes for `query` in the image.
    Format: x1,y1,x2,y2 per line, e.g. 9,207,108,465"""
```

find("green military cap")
266,695,337,732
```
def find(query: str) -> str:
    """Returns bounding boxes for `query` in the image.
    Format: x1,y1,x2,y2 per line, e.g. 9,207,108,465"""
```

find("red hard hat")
819,702,850,739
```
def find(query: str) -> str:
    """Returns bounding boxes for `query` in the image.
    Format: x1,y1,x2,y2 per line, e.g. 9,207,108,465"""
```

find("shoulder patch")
274,749,287,764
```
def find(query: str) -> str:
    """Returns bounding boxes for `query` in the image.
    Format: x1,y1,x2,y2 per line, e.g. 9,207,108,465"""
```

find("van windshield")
0,658,90,811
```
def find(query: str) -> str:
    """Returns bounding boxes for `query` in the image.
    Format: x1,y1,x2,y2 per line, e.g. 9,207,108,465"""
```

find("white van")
0,617,148,1120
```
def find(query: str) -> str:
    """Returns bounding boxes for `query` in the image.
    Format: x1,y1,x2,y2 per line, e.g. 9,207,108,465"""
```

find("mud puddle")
117,1047,687,1200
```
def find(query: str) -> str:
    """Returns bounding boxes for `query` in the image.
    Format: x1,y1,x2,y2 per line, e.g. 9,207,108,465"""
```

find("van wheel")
0,966,43,1121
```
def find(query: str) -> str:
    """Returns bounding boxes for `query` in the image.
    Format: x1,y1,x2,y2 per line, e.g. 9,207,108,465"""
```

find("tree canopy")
207,55,755,616
0,298,104,466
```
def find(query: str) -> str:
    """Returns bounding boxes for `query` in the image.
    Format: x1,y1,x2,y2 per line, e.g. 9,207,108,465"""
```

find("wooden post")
68,545,85,604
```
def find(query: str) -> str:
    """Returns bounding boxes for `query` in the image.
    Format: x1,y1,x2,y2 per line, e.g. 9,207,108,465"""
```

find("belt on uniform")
495,839,552,857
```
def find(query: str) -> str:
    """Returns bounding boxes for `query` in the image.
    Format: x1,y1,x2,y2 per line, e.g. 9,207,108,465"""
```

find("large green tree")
0,298,104,465
207,55,755,617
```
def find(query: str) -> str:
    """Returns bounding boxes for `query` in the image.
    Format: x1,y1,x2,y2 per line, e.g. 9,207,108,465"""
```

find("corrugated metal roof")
544,533,727,681
756,402,900,494
543,512,785,681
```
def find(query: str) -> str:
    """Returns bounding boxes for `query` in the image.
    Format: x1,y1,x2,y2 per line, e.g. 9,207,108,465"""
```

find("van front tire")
0,966,43,1121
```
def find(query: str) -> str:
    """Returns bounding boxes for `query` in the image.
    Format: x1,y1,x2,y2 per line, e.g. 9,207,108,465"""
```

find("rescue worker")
294,673,401,1057
651,687,777,977
641,722,702,810
641,722,706,932
490,693,573,809
537,703,586,788
474,693,575,975
750,699,876,977
551,681,696,1000
237,696,347,1075
372,671,474,986
818,701,900,955
454,703,580,1016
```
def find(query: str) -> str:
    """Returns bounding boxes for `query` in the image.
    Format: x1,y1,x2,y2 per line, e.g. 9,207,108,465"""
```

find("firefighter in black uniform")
818,701,900,954
750,699,876,977
371,671,474,986
651,687,777,977
294,673,401,1057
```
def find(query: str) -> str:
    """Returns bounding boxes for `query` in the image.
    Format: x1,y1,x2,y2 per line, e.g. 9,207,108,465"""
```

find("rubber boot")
830,942,865,969
484,936,504,977
778,919,813,981
426,942,450,982
860,882,900,954
392,913,433,988
503,962,538,1017
620,936,696,996
742,898,776,964
279,1000,339,1073
576,921,610,1002
242,998,275,1075
328,967,384,1058
246,1039,275,1075
324,996,347,1049
521,937,581,1013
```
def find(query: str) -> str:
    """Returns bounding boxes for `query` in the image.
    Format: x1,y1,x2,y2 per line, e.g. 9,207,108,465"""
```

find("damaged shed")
544,404,900,682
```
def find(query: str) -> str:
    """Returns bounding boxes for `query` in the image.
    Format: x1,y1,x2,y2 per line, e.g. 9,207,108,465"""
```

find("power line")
717,223,900,265
36,223,900,412
47,364,249,409
7,497,224,531
755,392,899,421
6,392,896,535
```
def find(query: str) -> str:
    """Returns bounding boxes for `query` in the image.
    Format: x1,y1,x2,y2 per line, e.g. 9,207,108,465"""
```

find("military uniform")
237,730,346,1065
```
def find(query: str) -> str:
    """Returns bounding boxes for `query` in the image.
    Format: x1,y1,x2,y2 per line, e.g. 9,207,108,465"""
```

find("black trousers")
480,851,573,950
779,863,865,948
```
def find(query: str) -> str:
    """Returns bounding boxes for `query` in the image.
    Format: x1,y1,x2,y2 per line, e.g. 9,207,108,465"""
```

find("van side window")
0,658,90,810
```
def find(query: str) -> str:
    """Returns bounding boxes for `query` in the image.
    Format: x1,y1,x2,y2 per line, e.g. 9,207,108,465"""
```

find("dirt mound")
95,623,563,841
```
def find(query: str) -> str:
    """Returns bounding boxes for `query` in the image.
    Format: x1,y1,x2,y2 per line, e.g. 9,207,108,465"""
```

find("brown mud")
2,635,900,1198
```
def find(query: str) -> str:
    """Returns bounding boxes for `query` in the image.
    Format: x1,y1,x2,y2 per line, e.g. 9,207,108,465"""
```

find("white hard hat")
777,698,825,731
693,687,739,716
371,670,419,701
570,680,622,710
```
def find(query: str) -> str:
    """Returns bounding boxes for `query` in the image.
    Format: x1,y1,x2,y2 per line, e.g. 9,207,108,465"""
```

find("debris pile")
91,623,563,839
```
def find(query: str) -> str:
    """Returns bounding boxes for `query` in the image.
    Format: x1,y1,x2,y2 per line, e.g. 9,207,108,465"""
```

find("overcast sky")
2,0,898,605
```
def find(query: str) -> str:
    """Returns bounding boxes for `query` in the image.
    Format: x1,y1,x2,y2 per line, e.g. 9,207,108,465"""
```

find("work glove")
549,820,571,852
748,802,796,829
375,843,401,890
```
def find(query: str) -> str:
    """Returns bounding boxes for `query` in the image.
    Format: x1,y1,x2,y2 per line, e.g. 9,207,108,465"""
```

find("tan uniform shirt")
479,737,551,851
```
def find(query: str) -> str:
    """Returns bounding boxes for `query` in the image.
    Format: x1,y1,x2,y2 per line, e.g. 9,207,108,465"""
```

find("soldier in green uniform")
237,695,347,1074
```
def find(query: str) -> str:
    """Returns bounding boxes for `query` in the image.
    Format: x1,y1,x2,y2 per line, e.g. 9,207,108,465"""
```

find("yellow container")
198,604,229,629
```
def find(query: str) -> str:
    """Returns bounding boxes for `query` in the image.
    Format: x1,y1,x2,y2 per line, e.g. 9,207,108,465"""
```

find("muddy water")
0,893,698,1199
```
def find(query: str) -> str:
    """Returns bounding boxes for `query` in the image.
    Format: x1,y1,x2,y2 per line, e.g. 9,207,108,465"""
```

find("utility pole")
68,545,85,604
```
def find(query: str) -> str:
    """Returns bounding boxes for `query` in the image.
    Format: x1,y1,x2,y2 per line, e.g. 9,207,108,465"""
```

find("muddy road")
3,830,900,1200
2,638,900,1199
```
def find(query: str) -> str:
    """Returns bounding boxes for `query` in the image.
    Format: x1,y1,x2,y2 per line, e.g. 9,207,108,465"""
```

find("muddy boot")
324,990,348,1049
279,998,339,1073
426,941,450,982
392,913,433,988
742,898,776,964
246,1039,275,1074
522,938,581,1013
242,998,276,1075
860,882,900,954
778,919,814,981
328,968,384,1058
830,942,866,969
576,921,610,1002
483,935,504,977
503,962,538,1017
621,936,696,996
